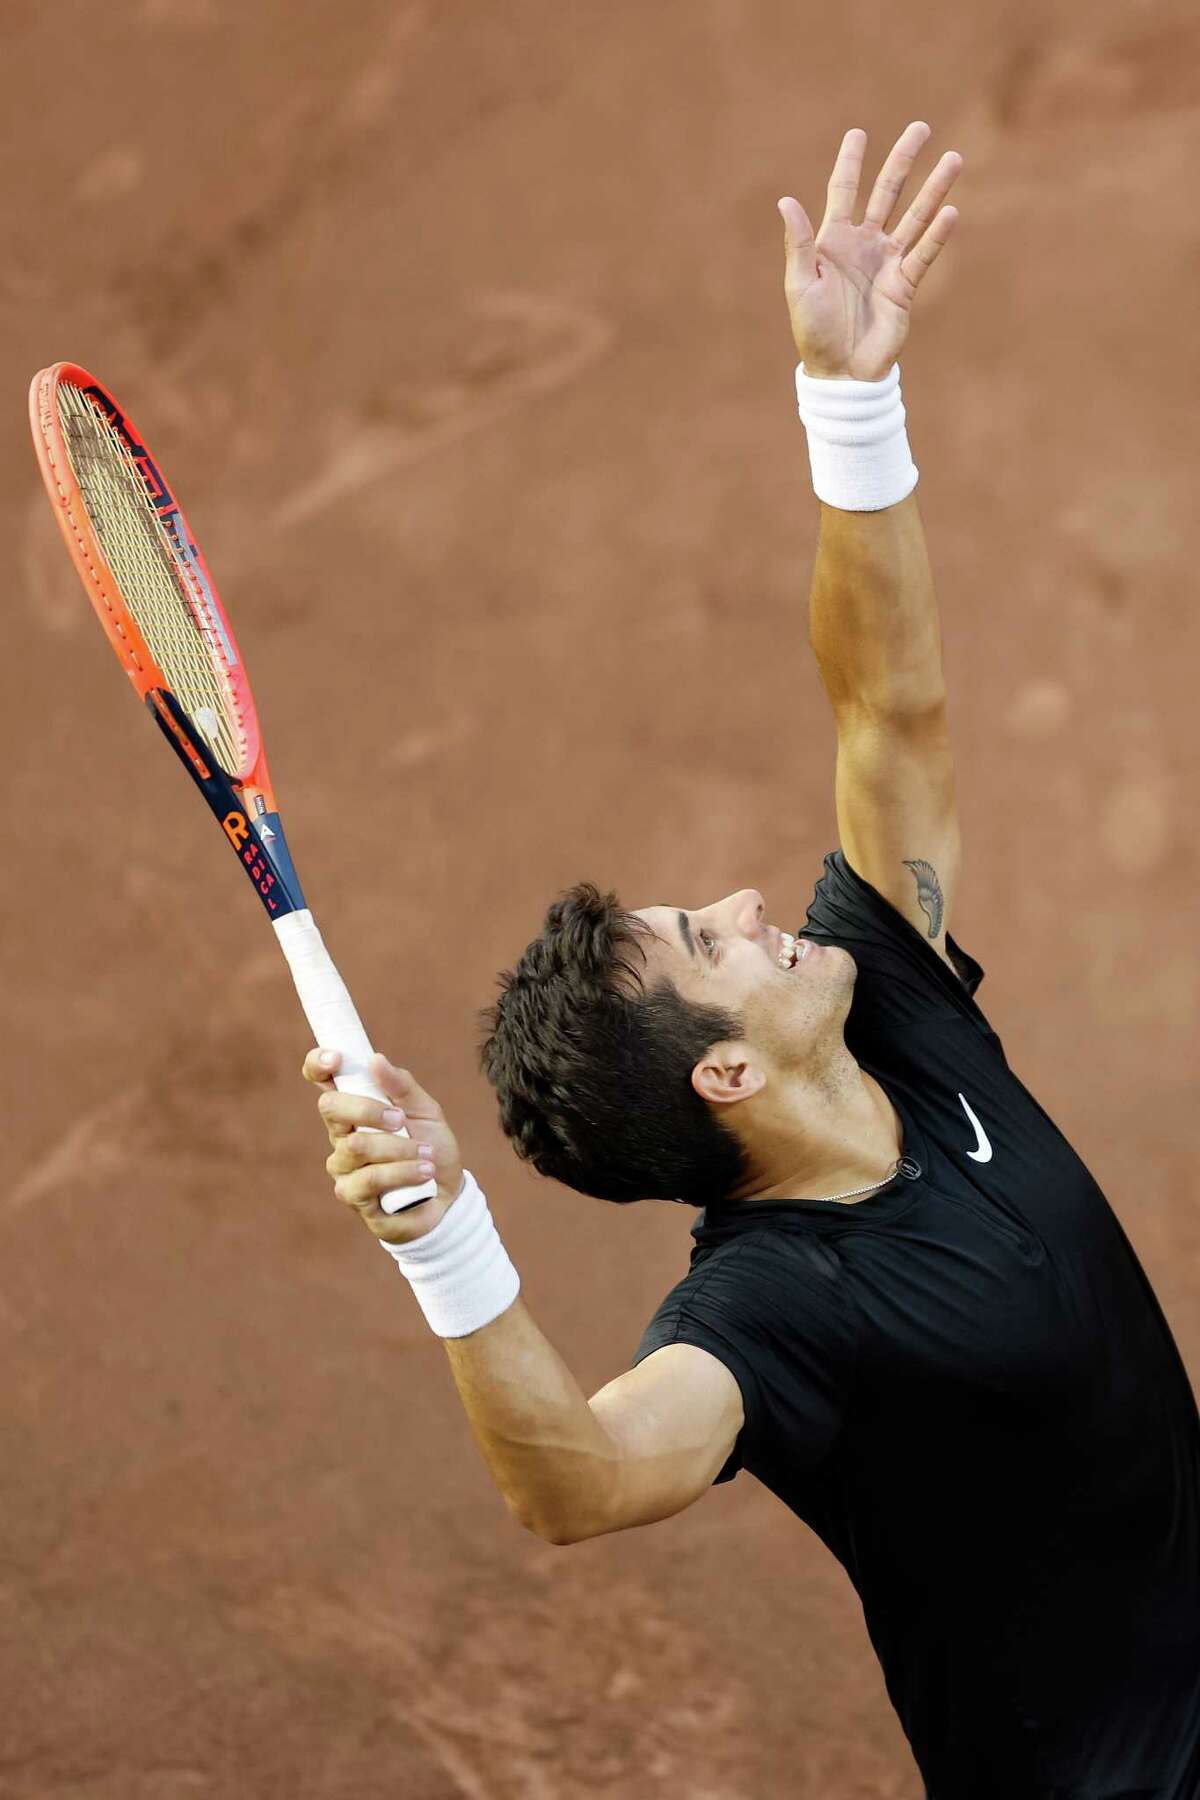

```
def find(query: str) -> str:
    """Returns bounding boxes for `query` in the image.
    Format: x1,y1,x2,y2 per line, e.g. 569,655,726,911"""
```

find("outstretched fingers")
862,120,931,231
892,151,963,254
822,127,867,227
900,205,959,289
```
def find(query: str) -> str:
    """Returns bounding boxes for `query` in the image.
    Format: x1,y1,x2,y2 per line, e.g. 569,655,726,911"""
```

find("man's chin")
811,941,855,979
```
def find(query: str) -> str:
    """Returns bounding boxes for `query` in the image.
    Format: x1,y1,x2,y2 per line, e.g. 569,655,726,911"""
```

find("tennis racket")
29,362,437,1213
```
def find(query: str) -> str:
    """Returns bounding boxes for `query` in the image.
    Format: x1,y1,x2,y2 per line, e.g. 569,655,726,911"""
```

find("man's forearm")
443,1299,620,1545
808,490,948,719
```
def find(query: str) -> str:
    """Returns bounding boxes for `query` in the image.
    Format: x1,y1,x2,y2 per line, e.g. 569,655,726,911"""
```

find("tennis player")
304,121,1200,1797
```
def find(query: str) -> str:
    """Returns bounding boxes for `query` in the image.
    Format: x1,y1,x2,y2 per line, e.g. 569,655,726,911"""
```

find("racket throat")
146,689,306,916
251,805,305,917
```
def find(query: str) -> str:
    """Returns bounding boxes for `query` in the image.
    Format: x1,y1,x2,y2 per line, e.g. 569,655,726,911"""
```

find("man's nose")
723,889,765,935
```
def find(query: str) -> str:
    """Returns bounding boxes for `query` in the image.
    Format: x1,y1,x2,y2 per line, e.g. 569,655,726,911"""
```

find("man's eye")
698,930,717,957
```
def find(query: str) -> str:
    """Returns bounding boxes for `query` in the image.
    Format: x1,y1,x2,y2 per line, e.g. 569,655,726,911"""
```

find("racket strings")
56,381,244,775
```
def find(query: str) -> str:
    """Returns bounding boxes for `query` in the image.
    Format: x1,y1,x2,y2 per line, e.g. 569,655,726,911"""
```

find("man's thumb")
777,196,818,290
373,1052,409,1093
372,1053,439,1115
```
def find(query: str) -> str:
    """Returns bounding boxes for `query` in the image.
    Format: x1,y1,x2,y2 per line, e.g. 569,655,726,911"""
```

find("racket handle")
273,909,438,1213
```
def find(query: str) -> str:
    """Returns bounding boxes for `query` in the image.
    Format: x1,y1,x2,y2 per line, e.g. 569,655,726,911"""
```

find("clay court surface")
2,1,1198,1793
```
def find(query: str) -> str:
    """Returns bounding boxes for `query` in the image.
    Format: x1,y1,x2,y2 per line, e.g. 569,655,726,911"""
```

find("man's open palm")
779,121,962,381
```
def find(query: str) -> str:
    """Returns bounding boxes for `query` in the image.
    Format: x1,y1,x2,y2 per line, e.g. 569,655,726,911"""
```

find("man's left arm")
811,493,961,963
778,121,964,961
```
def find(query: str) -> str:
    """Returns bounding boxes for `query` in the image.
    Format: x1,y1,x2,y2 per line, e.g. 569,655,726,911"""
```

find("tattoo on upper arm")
903,858,945,939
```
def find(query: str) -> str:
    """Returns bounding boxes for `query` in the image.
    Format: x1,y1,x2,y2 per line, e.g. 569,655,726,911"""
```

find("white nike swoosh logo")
958,1092,993,1163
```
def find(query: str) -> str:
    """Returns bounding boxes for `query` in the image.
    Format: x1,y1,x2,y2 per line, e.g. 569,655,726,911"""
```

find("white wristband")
795,362,918,512
378,1169,520,1338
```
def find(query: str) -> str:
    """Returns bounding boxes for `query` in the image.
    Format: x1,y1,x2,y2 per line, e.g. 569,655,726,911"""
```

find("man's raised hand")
778,121,962,381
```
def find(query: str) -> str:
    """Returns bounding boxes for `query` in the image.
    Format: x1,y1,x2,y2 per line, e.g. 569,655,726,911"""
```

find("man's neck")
735,1067,903,1205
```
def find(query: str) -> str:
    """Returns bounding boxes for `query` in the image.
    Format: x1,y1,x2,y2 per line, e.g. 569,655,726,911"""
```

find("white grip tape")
273,909,438,1213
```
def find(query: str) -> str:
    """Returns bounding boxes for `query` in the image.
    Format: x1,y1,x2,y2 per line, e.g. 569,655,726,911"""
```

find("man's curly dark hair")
477,881,749,1206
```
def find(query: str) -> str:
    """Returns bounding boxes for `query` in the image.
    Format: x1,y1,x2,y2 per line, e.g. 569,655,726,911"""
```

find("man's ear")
691,1042,767,1108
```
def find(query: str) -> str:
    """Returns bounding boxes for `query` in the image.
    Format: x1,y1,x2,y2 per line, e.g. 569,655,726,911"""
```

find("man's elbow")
517,1506,609,1547
535,1519,589,1547
504,1451,627,1546
509,1494,613,1547
835,680,949,730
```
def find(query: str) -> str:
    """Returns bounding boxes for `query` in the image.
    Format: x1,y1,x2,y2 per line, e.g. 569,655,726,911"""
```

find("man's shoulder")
802,846,987,1011
644,1219,854,1351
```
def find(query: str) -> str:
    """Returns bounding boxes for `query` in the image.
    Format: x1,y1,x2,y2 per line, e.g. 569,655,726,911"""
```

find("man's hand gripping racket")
304,1050,464,1242
28,362,437,1213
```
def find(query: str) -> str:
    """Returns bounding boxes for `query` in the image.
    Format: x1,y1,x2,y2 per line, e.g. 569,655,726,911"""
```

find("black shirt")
635,850,1200,1799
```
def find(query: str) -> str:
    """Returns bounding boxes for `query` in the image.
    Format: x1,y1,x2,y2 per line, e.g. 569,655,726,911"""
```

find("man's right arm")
445,1303,743,1544
302,1047,742,1545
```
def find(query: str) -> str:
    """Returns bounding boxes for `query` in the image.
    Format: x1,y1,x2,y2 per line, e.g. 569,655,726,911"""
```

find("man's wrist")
378,1168,521,1337
795,362,919,511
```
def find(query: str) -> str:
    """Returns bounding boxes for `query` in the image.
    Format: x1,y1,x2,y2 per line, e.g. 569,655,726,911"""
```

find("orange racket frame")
29,362,300,914
29,361,436,1210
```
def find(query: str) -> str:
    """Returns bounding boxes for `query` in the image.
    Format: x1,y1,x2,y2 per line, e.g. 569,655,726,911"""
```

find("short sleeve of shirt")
632,1233,858,1485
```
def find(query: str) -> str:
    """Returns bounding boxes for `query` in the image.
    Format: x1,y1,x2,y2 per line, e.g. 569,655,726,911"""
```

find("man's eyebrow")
676,910,696,959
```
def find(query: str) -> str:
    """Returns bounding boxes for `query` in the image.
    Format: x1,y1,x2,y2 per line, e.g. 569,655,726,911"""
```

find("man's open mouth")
775,930,811,971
